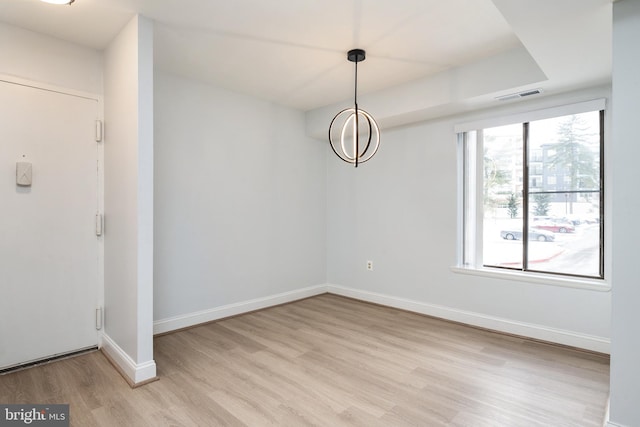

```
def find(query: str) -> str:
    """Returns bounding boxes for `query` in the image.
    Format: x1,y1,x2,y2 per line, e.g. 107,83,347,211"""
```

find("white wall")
103,15,156,384
609,1,640,425
327,87,611,351
153,72,326,325
0,22,102,94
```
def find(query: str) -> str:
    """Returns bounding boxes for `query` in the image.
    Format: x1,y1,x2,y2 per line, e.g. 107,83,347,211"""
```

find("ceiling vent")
495,88,543,101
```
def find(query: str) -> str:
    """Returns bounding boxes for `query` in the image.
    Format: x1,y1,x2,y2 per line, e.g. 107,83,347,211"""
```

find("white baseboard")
100,333,157,386
605,422,627,427
153,284,327,335
327,284,610,354
152,283,609,354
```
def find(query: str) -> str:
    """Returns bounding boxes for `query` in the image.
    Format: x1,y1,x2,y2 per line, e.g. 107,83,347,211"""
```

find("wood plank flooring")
0,294,610,426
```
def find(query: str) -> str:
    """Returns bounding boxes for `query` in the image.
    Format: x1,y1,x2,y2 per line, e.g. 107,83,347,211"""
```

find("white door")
0,80,100,370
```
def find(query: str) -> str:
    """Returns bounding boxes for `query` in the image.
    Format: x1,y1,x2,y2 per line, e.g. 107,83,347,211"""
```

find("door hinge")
96,306,103,330
95,120,103,142
95,212,103,236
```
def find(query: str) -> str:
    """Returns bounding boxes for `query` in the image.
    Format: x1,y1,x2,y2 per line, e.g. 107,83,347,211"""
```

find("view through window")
464,109,603,279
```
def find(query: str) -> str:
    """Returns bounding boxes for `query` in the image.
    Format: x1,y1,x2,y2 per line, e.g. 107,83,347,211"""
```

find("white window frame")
453,99,610,291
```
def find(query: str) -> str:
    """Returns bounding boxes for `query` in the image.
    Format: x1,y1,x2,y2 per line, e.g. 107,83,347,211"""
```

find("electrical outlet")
366,260,373,271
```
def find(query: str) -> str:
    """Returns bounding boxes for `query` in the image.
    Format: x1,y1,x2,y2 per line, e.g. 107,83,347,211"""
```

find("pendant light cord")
354,59,358,105
354,57,359,167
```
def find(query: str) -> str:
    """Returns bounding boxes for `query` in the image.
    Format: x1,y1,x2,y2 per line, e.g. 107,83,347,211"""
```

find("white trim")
602,397,624,427
326,284,610,354
100,333,157,385
153,285,327,335
153,283,609,354
450,266,610,292
0,73,102,102
454,98,606,133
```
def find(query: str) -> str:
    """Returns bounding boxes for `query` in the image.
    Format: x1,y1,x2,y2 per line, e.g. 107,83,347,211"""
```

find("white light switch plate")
16,162,32,186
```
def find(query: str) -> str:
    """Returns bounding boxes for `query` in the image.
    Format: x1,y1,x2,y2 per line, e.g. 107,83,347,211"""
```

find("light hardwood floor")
0,294,609,426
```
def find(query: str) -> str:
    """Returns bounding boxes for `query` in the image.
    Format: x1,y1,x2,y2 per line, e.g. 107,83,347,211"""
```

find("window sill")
450,265,611,292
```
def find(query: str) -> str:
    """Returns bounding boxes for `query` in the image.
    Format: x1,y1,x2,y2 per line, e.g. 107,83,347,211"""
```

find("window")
530,164,543,176
531,149,543,162
459,107,604,279
531,177,540,188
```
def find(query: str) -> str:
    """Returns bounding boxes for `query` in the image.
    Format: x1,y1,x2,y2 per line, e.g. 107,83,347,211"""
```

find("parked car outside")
500,228,556,242
532,219,575,233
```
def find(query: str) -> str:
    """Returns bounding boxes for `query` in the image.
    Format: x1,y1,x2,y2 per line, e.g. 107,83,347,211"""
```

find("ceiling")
0,0,612,112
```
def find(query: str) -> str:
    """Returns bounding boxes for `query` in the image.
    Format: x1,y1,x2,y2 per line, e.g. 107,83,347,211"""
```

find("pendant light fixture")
329,49,380,167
